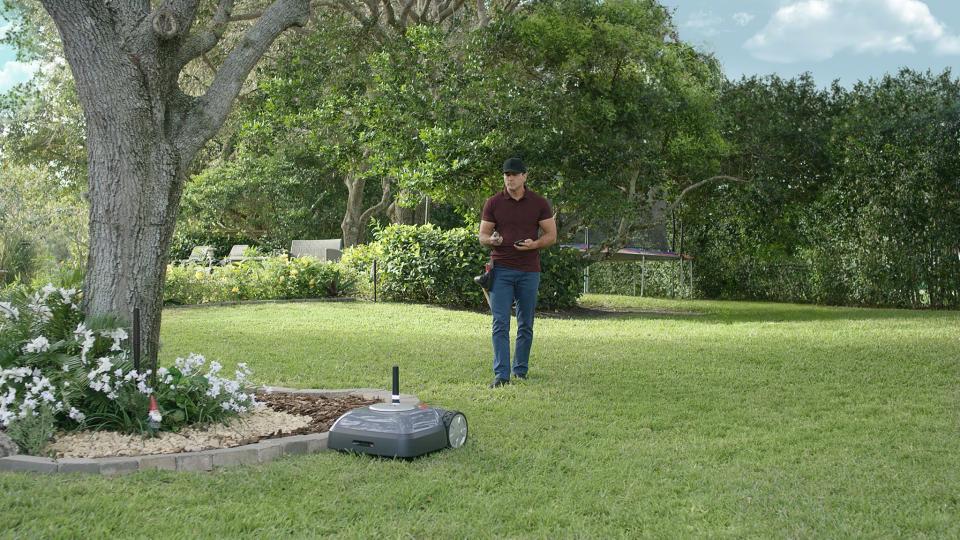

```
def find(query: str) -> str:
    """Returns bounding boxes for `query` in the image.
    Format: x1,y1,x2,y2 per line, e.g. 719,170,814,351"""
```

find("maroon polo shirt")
481,188,553,272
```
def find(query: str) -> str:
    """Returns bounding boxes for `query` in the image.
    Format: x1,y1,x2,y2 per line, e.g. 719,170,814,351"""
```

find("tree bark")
41,0,310,365
341,175,392,247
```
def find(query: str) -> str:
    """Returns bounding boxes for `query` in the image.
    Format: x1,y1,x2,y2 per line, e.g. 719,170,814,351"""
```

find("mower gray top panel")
334,407,441,434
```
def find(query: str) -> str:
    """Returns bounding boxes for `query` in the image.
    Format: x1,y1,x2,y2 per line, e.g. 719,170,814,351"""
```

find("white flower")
148,409,162,423
40,390,56,402
174,353,205,375
74,323,96,364
59,288,77,305
20,397,38,414
28,293,53,323
136,380,152,395
68,407,85,422
23,336,51,354
0,302,18,321
40,283,57,298
96,357,113,372
103,327,128,352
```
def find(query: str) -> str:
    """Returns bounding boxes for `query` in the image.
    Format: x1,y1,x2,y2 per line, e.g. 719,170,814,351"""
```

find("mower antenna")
392,365,400,404
132,307,141,373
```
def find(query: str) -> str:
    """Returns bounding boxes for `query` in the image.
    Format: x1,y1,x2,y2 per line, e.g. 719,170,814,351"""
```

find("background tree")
408,0,728,249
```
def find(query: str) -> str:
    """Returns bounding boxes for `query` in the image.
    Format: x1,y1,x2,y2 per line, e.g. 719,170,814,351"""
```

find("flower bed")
1,284,257,457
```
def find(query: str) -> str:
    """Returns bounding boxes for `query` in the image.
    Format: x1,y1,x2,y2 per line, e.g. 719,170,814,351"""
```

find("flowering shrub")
164,254,355,305
0,284,257,454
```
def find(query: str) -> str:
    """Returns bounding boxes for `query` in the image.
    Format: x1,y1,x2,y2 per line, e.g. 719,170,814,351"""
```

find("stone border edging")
0,388,416,475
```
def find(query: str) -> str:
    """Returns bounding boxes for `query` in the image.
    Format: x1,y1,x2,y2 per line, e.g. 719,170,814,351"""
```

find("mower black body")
328,405,459,458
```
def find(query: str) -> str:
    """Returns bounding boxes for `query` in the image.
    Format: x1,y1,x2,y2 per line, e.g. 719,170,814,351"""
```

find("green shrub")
338,241,384,299
538,247,589,309
343,225,585,310
6,403,56,457
163,255,356,305
0,234,37,286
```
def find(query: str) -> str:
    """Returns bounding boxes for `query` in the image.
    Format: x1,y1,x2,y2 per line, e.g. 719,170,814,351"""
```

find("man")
478,157,557,388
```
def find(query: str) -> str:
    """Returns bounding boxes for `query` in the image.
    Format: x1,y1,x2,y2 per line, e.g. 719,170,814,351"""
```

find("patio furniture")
289,239,342,262
177,246,216,268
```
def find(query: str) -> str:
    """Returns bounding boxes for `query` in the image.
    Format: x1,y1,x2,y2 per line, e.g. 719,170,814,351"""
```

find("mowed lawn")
2,295,958,537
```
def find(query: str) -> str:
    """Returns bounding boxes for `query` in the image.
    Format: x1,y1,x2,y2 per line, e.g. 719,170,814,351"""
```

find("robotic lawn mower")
328,366,468,458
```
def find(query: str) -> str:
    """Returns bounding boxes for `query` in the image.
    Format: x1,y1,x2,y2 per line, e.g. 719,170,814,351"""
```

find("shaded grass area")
2,295,959,537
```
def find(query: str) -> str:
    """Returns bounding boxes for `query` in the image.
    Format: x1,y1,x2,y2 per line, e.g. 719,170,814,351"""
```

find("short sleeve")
481,197,496,223
538,197,553,222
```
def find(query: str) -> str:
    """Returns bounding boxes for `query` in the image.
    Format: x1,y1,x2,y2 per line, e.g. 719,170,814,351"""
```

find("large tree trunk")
84,120,187,364
42,0,310,366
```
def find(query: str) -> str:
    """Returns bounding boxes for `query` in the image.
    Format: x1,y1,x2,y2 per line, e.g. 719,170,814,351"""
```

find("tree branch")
399,0,417,27
475,0,490,27
174,0,235,70
363,0,382,24
176,0,311,160
359,177,393,224
670,175,749,213
324,0,391,42
436,0,465,24
380,0,398,29
418,0,433,22
229,11,264,22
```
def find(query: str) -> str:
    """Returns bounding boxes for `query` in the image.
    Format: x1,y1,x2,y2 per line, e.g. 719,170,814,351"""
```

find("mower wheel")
441,410,468,449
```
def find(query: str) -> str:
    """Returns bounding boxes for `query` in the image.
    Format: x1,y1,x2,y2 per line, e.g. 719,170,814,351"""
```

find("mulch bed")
256,392,377,438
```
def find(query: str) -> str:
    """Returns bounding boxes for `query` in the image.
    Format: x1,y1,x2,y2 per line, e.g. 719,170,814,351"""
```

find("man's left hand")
514,239,535,251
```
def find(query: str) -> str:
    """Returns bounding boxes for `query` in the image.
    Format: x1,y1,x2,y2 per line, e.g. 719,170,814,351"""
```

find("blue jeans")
490,265,541,380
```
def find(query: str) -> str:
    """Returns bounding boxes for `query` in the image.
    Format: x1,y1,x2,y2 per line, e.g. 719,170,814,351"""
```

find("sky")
0,18,41,93
659,0,960,86
1,1,959,91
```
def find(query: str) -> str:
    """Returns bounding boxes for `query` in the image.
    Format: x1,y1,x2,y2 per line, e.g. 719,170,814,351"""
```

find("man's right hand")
490,231,503,246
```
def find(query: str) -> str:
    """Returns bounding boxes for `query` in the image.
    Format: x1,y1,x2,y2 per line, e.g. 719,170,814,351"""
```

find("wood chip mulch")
255,392,377,438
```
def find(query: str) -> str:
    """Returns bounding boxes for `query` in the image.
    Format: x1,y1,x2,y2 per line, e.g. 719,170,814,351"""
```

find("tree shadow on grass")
435,297,958,324
567,301,960,325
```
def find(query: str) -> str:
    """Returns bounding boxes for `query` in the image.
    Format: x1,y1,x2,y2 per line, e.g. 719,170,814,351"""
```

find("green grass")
2,295,959,538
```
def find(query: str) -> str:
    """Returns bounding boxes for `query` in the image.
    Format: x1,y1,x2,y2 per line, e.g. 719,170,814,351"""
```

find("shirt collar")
501,187,527,201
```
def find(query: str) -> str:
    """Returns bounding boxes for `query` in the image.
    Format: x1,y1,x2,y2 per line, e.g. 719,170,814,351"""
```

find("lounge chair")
177,246,216,268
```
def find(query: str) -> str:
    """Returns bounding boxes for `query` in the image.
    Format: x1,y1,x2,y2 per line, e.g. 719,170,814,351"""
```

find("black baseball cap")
502,157,526,173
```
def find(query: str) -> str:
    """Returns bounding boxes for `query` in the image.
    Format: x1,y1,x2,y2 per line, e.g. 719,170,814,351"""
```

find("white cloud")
684,10,723,35
935,34,960,54
733,12,755,26
0,60,41,91
744,0,960,63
